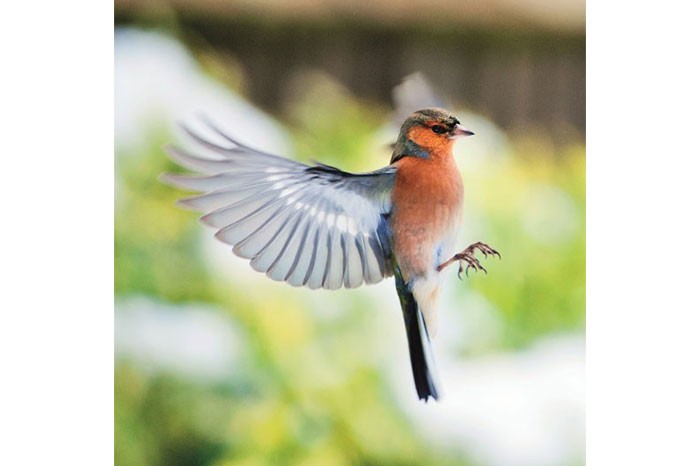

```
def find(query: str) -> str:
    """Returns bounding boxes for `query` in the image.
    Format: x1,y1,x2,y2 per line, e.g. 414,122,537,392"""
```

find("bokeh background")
115,2,585,465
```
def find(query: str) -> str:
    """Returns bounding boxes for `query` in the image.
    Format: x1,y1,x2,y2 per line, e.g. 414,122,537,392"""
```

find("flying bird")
161,107,500,401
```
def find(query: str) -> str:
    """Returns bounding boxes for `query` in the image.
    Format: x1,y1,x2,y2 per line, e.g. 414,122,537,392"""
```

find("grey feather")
163,120,397,289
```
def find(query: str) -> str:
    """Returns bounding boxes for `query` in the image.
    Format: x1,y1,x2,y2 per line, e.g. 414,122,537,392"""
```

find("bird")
161,107,500,402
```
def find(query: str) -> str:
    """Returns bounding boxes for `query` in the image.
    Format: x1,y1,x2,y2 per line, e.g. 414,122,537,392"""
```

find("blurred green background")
115,3,585,466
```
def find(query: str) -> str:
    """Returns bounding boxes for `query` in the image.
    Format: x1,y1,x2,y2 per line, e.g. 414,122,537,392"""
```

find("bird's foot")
437,242,501,279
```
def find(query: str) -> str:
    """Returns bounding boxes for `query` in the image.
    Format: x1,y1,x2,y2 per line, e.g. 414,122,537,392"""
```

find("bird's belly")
390,198,462,281
393,206,460,338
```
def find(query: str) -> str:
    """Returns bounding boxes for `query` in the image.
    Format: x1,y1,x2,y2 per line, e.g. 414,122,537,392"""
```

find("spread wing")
161,121,396,290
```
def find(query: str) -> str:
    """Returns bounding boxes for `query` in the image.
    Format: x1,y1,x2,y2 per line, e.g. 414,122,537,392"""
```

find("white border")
0,2,113,464
587,1,700,464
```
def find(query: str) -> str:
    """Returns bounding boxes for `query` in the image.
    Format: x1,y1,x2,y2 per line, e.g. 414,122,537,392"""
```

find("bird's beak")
450,124,475,138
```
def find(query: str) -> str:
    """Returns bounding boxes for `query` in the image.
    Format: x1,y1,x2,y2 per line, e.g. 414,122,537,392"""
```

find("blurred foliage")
462,138,585,349
281,71,386,172
115,73,584,465
115,125,215,302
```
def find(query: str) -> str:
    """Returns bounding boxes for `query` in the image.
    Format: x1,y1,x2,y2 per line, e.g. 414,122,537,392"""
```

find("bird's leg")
437,242,501,279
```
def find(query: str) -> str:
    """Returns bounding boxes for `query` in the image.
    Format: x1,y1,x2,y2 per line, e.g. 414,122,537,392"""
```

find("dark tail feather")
397,280,441,401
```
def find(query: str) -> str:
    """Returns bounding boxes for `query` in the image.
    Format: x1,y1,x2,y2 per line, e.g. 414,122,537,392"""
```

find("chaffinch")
162,108,499,401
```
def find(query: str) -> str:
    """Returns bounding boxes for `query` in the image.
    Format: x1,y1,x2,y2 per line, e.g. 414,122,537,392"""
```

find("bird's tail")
395,276,441,401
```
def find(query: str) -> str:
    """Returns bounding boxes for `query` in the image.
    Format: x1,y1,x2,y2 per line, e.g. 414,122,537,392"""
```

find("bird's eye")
431,125,446,134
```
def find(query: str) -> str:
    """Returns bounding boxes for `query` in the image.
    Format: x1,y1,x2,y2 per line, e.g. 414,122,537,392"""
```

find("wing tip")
174,196,206,211
162,143,179,161
207,216,225,230
158,172,184,188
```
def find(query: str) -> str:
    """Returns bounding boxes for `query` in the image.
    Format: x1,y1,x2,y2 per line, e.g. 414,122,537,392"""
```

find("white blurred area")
115,297,244,383
114,28,291,156
115,28,584,466
403,335,585,466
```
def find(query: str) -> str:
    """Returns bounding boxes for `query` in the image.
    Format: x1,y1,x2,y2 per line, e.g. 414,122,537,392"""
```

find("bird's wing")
161,121,396,290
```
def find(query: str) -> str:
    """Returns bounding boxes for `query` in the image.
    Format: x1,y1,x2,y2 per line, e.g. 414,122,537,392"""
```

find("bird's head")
391,108,474,163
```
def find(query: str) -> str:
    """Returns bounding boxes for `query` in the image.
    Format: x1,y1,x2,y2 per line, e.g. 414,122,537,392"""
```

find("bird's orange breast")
389,152,463,280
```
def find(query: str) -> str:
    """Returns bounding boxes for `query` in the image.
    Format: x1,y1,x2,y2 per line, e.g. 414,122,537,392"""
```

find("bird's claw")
468,241,501,260
455,250,487,279
439,241,500,278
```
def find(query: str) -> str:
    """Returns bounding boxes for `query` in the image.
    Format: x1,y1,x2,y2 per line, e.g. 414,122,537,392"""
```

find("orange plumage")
390,150,463,282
